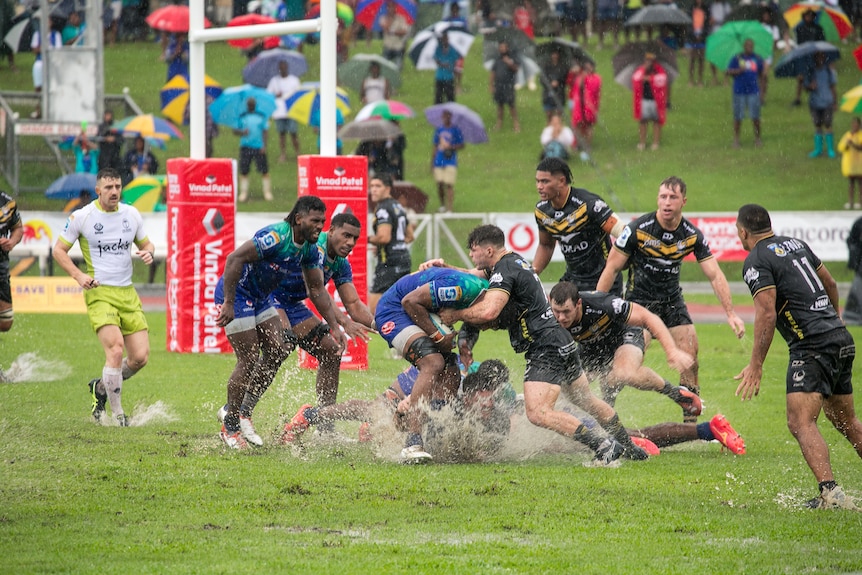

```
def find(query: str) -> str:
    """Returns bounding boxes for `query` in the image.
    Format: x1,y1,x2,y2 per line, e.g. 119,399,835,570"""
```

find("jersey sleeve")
332,259,354,286
301,243,324,270
251,223,289,260
586,192,616,228
130,207,149,245
375,204,393,226
693,228,714,262
58,210,84,247
742,254,775,297
612,223,636,256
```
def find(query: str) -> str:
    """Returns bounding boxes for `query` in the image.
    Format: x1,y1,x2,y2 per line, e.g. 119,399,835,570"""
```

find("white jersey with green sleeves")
58,201,149,287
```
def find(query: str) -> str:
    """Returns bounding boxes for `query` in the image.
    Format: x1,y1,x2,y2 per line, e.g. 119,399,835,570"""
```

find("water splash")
0,352,71,383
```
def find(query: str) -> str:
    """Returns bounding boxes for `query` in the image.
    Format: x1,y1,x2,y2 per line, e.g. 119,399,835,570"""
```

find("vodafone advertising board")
297,155,369,370
166,158,236,353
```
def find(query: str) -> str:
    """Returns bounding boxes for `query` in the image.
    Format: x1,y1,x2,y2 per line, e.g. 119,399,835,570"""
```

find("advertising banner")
296,155,369,370
165,158,236,353
10,277,86,313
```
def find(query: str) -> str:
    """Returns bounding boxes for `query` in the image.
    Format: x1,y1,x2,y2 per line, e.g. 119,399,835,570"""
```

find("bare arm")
596,248,629,292
628,303,694,373
401,283,438,337
532,229,556,276
336,282,376,330
53,239,95,288
0,222,23,254
440,289,509,326
734,288,777,401
215,241,260,327
700,257,745,338
368,222,392,247
134,238,156,266
817,263,840,313
303,267,349,349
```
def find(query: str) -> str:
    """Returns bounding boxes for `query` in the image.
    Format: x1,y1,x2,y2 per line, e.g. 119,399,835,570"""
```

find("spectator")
804,50,838,159
443,3,466,93
431,110,464,213
361,61,390,105
489,41,521,132
356,139,389,175
540,112,575,160
235,97,272,201
267,60,301,162
380,0,411,70
30,17,64,119
569,60,601,160
97,110,123,171
105,0,121,45
595,0,621,50
64,189,92,213
632,53,668,151
759,7,784,102
73,130,99,174
513,0,535,40
687,0,707,86
205,95,219,159
120,0,148,41
540,49,568,121
123,136,158,183
793,9,825,106
0,0,15,70
839,117,862,209
62,11,85,46
434,32,460,104
385,121,407,180
561,0,589,45
162,33,189,82
623,0,643,43
727,38,764,149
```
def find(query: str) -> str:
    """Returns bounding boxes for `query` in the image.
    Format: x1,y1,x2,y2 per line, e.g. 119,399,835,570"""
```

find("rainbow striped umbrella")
284,82,351,125
122,176,163,212
115,114,183,140
784,2,852,42
160,74,223,126
355,100,414,121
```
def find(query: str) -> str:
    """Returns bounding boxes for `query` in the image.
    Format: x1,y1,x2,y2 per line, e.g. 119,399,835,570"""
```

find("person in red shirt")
569,60,602,161
513,0,535,39
632,53,668,151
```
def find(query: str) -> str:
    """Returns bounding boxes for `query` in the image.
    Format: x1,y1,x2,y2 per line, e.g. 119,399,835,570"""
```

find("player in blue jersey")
373,267,489,462
214,196,349,450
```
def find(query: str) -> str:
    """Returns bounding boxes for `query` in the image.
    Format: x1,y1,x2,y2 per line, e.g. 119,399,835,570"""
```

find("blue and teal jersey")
236,221,322,299
383,267,488,312
270,231,353,303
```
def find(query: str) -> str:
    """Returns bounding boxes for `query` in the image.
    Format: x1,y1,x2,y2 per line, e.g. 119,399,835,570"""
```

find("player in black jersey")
368,173,414,313
532,158,625,295
736,204,862,510
0,189,23,333
547,281,701,416
432,224,649,465
597,176,745,420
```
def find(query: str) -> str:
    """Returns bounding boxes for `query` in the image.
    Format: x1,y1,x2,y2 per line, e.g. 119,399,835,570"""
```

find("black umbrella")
484,26,534,57
625,4,692,27
725,4,789,33
774,41,839,78
535,38,595,68
3,10,36,53
612,41,679,89
338,118,403,141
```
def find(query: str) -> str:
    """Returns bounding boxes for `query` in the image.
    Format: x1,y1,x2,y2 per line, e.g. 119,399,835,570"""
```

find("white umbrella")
4,10,38,53
408,21,475,71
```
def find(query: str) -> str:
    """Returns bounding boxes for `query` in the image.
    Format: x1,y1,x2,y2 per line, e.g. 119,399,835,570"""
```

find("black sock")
819,480,838,494
600,414,632,447
573,424,605,452
696,422,713,441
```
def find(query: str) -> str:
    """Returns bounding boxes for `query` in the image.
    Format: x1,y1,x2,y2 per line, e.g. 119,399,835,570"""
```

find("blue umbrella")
241,49,308,88
774,41,840,78
209,84,277,130
45,173,97,200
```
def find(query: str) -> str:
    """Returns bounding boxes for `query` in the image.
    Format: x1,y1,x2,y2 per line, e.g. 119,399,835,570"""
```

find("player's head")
461,359,510,418
548,281,582,329
466,225,505,268
369,173,393,202
95,168,122,210
286,195,327,242
657,176,687,224
536,157,572,184
736,204,772,251
328,212,362,258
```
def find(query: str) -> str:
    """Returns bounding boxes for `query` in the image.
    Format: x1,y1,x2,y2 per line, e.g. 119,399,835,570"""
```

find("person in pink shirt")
569,60,601,161
632,53,668,151
513,0,535,39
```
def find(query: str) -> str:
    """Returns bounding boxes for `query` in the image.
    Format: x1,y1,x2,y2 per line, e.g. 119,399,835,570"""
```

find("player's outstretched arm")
700,257,745,339
337,282,376,333
629,303,694,373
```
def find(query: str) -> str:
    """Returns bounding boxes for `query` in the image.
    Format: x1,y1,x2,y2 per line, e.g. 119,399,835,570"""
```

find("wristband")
430,332,444,343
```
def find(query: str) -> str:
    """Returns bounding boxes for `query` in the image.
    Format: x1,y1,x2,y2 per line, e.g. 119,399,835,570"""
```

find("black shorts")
435,80,455,104
494,87,516,106
639,295,692,329
524,329,584,386
561,269,623,296
787,329,855,397
809,106,834,129
581,327,645,374
0,260,10,304
371,260,411,294
239,146,269,176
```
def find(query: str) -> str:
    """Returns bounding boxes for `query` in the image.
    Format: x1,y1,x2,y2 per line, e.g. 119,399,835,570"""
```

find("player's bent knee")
404,336,447,369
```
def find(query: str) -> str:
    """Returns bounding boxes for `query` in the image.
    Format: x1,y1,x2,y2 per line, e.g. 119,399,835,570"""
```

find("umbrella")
612,41,678,78
624,4,692,27
226,14,281,49
122,176,163,212
309,107,345,127
338,118,403,140
3,10,36,53
242,49,308,87
408,21,475,70
338,54,401,93
145,5,210,33
535,38,595,69
613,61,679,90
784,2,852,41
840,84,862,113
705,21,775,71
114,114,183,140
484,26,534,56
45,173,96,200
355,100,414,121
773,41,839,78
284,82,351,125
483,54,541,88
160,74,223,126
209,84,278,129
355,0,417,30
725,4,789,33
855,44,862,71
305,2,354,25
424,102,487,144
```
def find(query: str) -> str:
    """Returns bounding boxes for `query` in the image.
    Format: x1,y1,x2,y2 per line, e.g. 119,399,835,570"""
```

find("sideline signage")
10,277,87,313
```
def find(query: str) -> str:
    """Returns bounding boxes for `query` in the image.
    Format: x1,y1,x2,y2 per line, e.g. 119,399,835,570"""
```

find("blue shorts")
374,295,417,348
269,295,316,327
275,118,298,135
214,277,275,320
733,93,761,121
597,6,620,20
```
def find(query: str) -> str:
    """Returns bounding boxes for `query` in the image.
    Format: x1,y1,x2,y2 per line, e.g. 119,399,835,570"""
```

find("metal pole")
319,0,337,156
189,0,206,160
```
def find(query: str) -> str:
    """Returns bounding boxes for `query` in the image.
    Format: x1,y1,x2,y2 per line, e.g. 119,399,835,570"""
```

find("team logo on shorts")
436,286,462,302
380,321,396,335
767,243,786,257
792,370,805,382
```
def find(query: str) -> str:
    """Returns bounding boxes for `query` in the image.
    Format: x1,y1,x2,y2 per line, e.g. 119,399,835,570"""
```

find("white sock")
262,177,273,201
121,358,139,381
102,366,123,417
239,177,249,201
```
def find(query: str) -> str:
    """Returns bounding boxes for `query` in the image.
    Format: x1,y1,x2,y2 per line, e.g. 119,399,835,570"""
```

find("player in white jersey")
53,168,156,427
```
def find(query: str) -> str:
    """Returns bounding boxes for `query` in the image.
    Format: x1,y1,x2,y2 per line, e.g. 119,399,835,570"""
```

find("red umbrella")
226,14,281,49
146,5,211,33
854,44,862,71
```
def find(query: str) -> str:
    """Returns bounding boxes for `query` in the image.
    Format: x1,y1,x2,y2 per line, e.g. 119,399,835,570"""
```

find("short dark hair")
466,225,505,250
372,173,393,189
462,359,509,393
548,281,579,306
286,195,326,226
660,175,687,197
331,212,361,229
96,167,122,183
737,204,772,235
536,157,572,184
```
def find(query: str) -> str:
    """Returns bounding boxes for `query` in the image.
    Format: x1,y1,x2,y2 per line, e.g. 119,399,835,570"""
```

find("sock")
303,406,320,425
696,422,714,441
600,413,631,447
819,480,838,494
121,358,139,381
262,177,273,200
405,432,423,448
102,366,123,417
223,412,240,431
239,177,249,200
660,381,685,403
572,424,606,452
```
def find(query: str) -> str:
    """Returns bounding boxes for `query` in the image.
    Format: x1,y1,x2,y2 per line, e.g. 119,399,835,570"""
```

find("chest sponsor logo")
662,232,674,241
94,222,104,235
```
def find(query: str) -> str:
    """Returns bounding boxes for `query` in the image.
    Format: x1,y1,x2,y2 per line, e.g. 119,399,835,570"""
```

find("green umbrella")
705,21,774,71
122,176,163,212
337,54,401,95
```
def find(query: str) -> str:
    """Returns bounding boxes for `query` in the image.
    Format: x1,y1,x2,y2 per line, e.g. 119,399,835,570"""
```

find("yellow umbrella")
840,84,862,114
160,74,223,126
122,176,163,212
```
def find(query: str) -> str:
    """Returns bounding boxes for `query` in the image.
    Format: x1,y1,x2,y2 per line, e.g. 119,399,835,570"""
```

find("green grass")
2,314,862,573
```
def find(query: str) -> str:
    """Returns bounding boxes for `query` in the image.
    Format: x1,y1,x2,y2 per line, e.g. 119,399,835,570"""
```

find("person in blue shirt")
214,196,349,449
431,110,464,213
163,33,189,82
804,50,838,159
727,38,765,149
234,97,272,202
434,32,461,104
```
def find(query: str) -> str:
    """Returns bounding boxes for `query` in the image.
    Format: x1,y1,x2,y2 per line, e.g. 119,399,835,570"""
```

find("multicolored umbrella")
45,173,97,200
774,41,840,78
209,84,277,129
226,14,281,49
784,2,852,41
840,83,862,113
160,74,223,126
854,44,862,71
122,176,163,212
114,114,184,140
355,0,417,30
242,49,308,87
705,21,774,71
424,102,487,144
355,100,414,121
338,53,402,93
305,2,354,25
145,5,210,33
3,10,36,53
408,21,474,71
284,82,351,125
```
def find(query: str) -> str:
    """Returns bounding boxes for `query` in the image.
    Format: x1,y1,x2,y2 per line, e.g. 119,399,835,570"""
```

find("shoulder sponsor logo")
489,272,503,285
594,199,607,212
517,258,531,270
611,298,625,314
616,226,631,247
743,267,759,283
436,286,462,302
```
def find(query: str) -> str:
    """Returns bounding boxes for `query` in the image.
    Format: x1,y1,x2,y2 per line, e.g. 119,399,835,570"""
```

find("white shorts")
32,60,43,89
111,0,122,21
